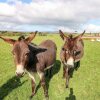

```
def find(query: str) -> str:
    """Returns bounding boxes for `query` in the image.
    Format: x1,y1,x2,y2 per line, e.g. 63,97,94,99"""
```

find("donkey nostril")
16,72,18,75
22,72,25,76
16,72,20,76
16,72,24,77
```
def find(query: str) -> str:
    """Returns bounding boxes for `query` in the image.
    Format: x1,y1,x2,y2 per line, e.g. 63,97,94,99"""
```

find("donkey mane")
68,34,73,39
18,35,25,41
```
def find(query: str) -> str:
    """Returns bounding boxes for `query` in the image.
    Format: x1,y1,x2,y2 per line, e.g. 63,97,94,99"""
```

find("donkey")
0,32,57,98
59,30,85,88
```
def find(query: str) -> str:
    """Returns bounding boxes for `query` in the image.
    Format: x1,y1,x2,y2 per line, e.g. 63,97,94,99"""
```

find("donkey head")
59,30,85,67
0,31,37,77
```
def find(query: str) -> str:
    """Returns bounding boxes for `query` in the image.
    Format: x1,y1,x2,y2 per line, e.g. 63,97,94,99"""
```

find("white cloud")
0,0,100,32
84,24,100,32
57,26,74,32
0,3,16,16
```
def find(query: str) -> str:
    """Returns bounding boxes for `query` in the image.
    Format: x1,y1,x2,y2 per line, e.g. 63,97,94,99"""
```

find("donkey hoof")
45,93,49,98
45,95,49,100
29,93,35,99
29,95,33,99
66,85,69,88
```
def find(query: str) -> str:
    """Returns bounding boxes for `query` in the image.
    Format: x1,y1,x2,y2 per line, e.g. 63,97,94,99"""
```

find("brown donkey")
59,30,85,88
0,32,57,99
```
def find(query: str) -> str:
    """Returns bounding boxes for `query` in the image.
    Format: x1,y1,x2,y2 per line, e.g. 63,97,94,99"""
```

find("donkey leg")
30,79,36,98
65,67,69,88
38,72,49,98
41,76,48,98
45,65,53,78
27,71,36,98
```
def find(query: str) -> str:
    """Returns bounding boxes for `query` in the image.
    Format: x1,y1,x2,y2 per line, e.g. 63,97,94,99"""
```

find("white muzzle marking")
16,64,24,74
67,57,74,66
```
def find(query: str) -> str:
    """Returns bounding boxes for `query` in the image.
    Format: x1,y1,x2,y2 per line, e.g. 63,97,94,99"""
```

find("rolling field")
0,34,100,100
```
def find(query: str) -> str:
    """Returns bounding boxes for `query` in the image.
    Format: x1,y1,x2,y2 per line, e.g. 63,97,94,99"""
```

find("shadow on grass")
69,61,80,78
0,76,27,100
35,60,61,93
65,88,76,100
74,61,80,71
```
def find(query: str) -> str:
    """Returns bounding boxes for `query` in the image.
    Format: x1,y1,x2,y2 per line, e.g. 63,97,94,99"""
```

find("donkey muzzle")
16,65,25,77
66,57,74,67
16,72,25,77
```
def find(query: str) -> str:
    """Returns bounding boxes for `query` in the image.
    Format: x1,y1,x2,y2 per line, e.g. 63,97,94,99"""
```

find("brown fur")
59,30,85,88
0,32,57,99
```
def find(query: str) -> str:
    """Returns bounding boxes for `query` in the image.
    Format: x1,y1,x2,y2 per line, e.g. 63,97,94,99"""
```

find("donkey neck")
25,44,38,71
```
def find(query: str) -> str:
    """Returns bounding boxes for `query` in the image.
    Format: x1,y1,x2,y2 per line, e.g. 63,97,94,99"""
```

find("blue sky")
88,19,100,26
0,0,100,32
0,0,32,3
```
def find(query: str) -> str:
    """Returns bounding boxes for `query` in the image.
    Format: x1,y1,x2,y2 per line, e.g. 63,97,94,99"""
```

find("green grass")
0,34,100,100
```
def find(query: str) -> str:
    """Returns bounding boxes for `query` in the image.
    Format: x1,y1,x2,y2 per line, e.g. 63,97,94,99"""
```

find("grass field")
0,34,100,100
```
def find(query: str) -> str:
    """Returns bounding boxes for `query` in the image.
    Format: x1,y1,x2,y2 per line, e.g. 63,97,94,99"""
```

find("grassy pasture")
0,34,100,100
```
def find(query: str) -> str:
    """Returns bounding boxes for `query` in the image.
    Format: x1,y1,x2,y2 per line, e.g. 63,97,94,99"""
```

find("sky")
0,0,100,32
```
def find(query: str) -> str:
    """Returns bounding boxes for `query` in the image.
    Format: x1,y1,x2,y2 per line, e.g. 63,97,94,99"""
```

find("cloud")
0,3,15,16
0,0,100,32
84,24,100,32
57,26,74,32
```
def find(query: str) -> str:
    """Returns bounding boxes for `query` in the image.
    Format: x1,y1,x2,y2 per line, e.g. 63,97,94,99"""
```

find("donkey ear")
0,36,16,45
32,46,47,54
75,30,85,41
25,31,38,43
59,30,68,41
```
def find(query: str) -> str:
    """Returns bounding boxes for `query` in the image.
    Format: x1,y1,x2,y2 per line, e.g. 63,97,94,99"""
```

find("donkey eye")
62,48,65,51
62,48,67,51
25,52,29,56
